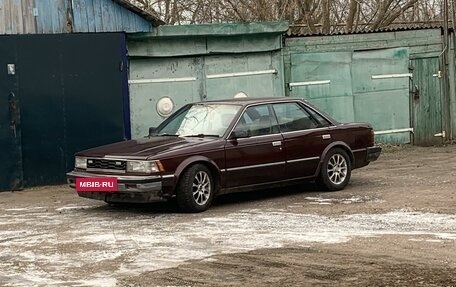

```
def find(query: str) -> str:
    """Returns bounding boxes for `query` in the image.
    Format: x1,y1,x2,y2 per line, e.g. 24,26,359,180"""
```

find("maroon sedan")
67,97,381,212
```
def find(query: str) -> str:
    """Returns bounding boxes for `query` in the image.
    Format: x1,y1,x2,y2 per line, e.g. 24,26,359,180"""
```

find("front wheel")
318,148,352,191
176,164,214,212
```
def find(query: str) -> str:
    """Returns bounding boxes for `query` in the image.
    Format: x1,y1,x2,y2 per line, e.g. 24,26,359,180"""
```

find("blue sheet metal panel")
129,57,202,138
289,52,355,122
205,52,283,100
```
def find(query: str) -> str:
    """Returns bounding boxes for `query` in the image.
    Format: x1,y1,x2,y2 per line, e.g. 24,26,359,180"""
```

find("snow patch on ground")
304,196,367,205
0,207,455,287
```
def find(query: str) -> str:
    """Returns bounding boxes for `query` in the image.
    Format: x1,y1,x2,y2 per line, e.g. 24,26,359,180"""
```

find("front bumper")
66,171,166,203
367,146,382,162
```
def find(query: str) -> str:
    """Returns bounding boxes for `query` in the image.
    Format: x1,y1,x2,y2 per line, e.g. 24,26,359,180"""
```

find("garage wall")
0,33,128,191
127,22,288,139
284,28,445,145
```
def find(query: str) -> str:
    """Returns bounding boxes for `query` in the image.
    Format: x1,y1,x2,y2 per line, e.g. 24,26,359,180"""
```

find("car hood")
76,136,213,160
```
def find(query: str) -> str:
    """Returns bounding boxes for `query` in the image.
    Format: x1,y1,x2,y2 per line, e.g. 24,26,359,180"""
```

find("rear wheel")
176,164,214,212
318,148,351,191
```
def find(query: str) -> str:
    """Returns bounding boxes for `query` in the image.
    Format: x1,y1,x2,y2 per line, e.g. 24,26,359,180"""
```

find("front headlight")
126,160,161,174
75,156,87,169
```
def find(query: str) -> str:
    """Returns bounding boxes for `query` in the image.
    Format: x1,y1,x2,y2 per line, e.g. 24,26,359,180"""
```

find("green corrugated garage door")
129,52,284,139
290,48,411,144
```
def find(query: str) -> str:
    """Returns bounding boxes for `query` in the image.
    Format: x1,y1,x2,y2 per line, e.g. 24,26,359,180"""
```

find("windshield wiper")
185,134,220,138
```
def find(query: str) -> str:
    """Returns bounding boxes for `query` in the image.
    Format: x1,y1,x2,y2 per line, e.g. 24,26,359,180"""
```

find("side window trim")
298,102,335,127
231,103,280,138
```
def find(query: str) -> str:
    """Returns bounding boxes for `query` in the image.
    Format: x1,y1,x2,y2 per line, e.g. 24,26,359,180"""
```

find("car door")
224,104,286,188
272,102,332,179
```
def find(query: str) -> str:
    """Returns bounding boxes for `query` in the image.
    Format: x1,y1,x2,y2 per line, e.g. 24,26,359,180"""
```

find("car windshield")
155,104,241,137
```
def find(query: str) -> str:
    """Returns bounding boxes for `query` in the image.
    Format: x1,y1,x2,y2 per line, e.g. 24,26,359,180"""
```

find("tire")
318,148,352,191
176,164,214,212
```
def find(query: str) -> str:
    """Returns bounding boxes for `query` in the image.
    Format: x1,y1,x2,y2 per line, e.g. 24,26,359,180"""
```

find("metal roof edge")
286,24,443,37
128,21,289,39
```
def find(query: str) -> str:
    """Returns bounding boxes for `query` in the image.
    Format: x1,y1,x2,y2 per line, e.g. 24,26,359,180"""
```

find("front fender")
172,156,222,192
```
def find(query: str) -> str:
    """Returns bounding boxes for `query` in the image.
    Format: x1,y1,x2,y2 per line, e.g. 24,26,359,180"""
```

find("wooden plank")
101,0,115,31
47,0,64,33
119,6,132,32
92,0,103,32
3,0,14,34
10,0,23,33
72,0,87,32
21,0,36,33
85,0,96,32
127,8,136,33
113,0,122,31
411,58,443,146
35,0,52,33
0,0,9,34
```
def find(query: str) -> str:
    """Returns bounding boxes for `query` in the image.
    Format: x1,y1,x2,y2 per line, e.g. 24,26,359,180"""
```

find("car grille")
87,159,126,171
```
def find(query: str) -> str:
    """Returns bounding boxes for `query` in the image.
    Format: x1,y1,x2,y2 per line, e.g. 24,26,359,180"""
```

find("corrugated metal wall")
284,29,447,145
127,22,287,139
0,0,151,34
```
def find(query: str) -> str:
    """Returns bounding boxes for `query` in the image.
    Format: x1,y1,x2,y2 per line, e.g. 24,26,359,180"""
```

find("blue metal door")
0,36,23,191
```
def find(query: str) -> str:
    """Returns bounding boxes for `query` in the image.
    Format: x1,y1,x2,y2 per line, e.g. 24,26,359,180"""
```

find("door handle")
322,134,331,140
272,141,282,147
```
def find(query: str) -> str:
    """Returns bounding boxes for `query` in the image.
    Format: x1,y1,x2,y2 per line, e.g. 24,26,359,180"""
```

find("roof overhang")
129,21,289,39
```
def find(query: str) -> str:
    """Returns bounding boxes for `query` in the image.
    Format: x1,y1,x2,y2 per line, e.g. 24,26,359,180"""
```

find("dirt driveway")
0,145,455,286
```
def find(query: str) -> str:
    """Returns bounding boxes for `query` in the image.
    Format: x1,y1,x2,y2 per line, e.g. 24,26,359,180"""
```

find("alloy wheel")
327,154,348,185
192,171,211,206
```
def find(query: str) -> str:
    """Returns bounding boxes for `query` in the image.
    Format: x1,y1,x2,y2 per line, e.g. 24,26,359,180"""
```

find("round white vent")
156,97,174,117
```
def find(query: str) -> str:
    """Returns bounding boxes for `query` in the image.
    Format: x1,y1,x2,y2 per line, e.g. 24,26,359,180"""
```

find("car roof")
196,97,305,106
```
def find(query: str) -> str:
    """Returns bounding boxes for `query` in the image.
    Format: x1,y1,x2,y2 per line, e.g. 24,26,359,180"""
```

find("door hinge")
434,131,446,138
432,71,443,78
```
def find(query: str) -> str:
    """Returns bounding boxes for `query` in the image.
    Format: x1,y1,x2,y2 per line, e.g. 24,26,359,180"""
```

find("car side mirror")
229,130,250,139
149,127,157,136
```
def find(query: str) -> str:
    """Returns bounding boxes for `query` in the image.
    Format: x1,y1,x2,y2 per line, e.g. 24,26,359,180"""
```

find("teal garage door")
129,51,284,139
129,57,203,139
205,52,283,100
289,48,411,144
289,51,354,122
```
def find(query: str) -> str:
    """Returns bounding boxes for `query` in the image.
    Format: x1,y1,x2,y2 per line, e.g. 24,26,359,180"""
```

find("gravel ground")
0,144,455,286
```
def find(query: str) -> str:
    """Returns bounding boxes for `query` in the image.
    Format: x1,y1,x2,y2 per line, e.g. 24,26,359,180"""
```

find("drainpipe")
451,0,456,140
442,0,450,141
